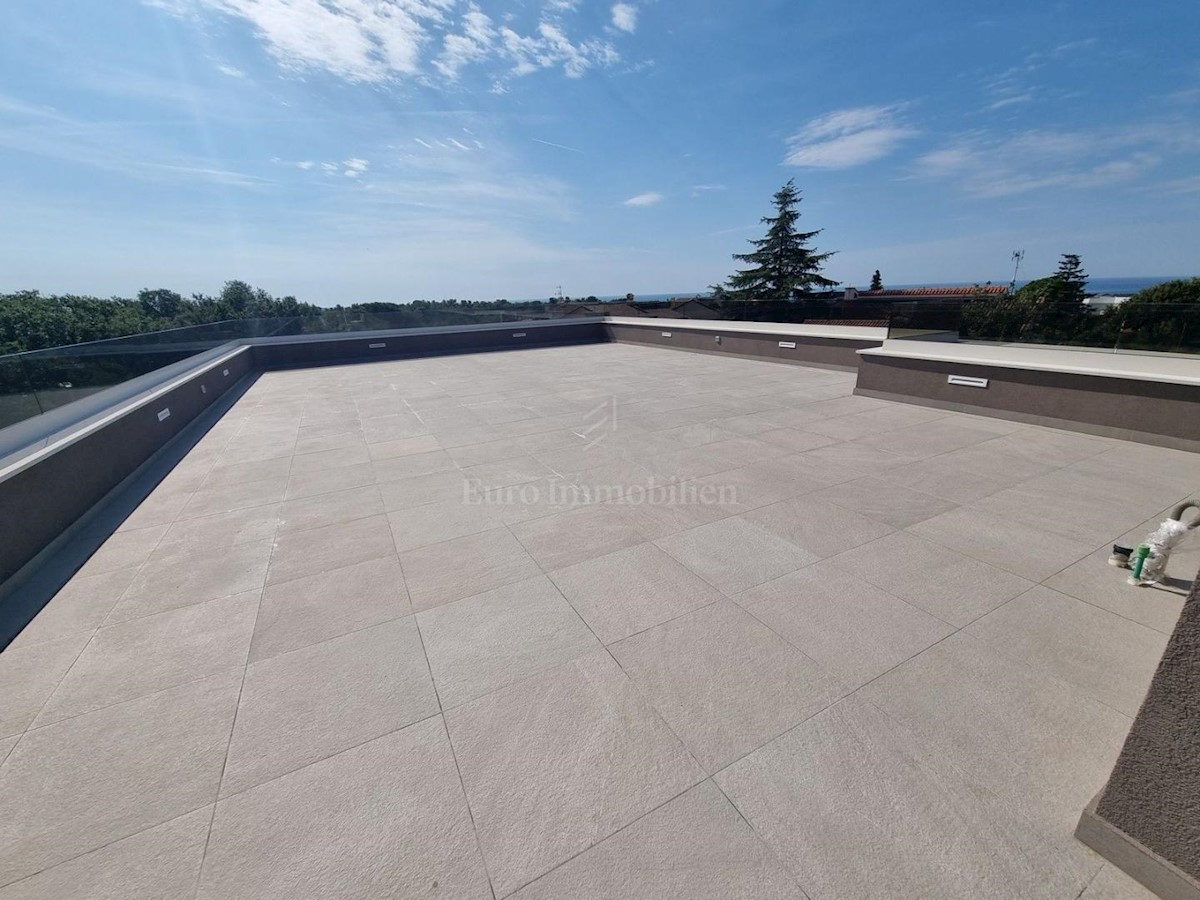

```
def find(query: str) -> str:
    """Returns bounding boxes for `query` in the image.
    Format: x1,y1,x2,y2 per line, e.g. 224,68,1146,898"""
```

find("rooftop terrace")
1,341,1197,898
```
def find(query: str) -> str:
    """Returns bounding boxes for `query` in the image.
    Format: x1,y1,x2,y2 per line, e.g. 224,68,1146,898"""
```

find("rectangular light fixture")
947,375,989,388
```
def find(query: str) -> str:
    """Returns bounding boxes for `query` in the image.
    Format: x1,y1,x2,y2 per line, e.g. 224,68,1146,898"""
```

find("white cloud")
434,4,494,78
296,160,316,169
216,63,246,78
914,127,1179,197
783,105,916,169
623,191,663,207
611,3,637,33
149,0,627,86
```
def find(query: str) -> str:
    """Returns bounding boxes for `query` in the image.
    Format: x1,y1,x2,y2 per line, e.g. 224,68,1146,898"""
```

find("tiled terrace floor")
3,342,1198,898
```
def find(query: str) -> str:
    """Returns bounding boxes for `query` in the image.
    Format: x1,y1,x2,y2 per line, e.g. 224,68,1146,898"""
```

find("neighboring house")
562,302,648,317
853,285,1010,302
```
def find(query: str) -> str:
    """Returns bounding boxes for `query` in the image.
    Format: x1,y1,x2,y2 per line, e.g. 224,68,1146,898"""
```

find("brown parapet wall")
855,354,1200,452
604,322,881,371
1077,567,1200,900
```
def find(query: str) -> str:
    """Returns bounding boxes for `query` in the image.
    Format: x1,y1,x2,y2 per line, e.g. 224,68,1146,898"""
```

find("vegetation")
0,282,552,355
718,180,837,299
961,270,1199,352
870,269,883,291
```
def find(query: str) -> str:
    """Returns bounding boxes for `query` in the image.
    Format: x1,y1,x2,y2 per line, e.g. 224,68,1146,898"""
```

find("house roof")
862,286,1009,297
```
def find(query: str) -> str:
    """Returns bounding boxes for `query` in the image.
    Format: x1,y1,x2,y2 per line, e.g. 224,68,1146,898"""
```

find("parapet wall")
1077,568,1200,900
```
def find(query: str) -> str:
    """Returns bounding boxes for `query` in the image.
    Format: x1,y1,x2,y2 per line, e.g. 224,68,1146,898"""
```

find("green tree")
723,180,836,299
138,288,184,319
1052,254,1088,305
869,269,883,291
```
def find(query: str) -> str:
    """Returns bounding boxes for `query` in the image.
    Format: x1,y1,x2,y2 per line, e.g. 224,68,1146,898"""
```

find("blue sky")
1,0,1197,303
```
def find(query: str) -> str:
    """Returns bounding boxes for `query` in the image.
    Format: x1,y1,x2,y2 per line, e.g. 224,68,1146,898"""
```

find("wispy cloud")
149,0,627,87
783,104,916,169
216,63,246,78
532,137,584,153
690,183,726,196
611,3,637,34
913,125,1195,197
984,93,1033,111
623,191,663,207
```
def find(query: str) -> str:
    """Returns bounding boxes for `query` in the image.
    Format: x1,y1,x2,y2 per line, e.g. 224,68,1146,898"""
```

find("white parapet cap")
603,316,889,341
859,339,1200,386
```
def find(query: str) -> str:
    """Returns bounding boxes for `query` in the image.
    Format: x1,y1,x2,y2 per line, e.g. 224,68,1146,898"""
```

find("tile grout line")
4,410,249,759
191,393,303,896
384,511,499,900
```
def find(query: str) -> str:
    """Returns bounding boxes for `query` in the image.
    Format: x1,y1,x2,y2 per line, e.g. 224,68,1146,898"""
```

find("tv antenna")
1009,250,1025,293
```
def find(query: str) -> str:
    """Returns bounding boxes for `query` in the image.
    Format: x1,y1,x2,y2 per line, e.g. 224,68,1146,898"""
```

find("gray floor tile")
288,443,371,473
742,496,894,560
371,449,457,483
977,429,1115,467
1080,863,1162,900
859,632,1132,839
250,554,410,662
108,540,273,624
1044,545,1189,635
715,696,1096,900
656,516,819,595
7,569,137,650
510,504,645,571
610,601,846,772
159,504,281,550
36,592,258,727
512,780,804,900
266,515,395,585
283,461,375,501
203,456,292,489
909,506,1097,581
199,719,490,900
275,484,384,534
811,475,960,528
178,478,289,520
418,575,600,708
116,490,191,531
367,433,442,461
882,456,1013,504
742,564,954,687
222,619,438,796
400,527,542,611
76,525,168,577
0,671,241,886
0,632,91,738
377,469,469,511
0,807,211,900
964,586,1167,716
445,651,703,897
387,497,502,552
549,542,724,643
834,531,1034,627
461,455,552,489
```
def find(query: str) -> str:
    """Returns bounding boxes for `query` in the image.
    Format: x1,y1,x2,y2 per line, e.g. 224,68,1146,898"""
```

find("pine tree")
1052,254,1088,305
724,181,837,299
870,269,883,291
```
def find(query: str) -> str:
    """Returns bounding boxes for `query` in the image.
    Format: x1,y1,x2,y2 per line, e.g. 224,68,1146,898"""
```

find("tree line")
0,282,559,355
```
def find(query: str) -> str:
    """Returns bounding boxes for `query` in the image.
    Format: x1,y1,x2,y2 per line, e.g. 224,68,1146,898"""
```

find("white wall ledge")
860,340,1200,386
603,317,889,341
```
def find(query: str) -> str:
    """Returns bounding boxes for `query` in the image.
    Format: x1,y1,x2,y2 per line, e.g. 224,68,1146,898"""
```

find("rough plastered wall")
1095,563,1200,881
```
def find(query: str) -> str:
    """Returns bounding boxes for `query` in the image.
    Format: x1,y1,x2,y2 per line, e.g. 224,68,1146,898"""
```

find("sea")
582,276,1187,303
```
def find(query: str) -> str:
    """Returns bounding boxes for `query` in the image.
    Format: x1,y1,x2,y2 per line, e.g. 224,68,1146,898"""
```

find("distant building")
856,285,1010,302
646,299,720,319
